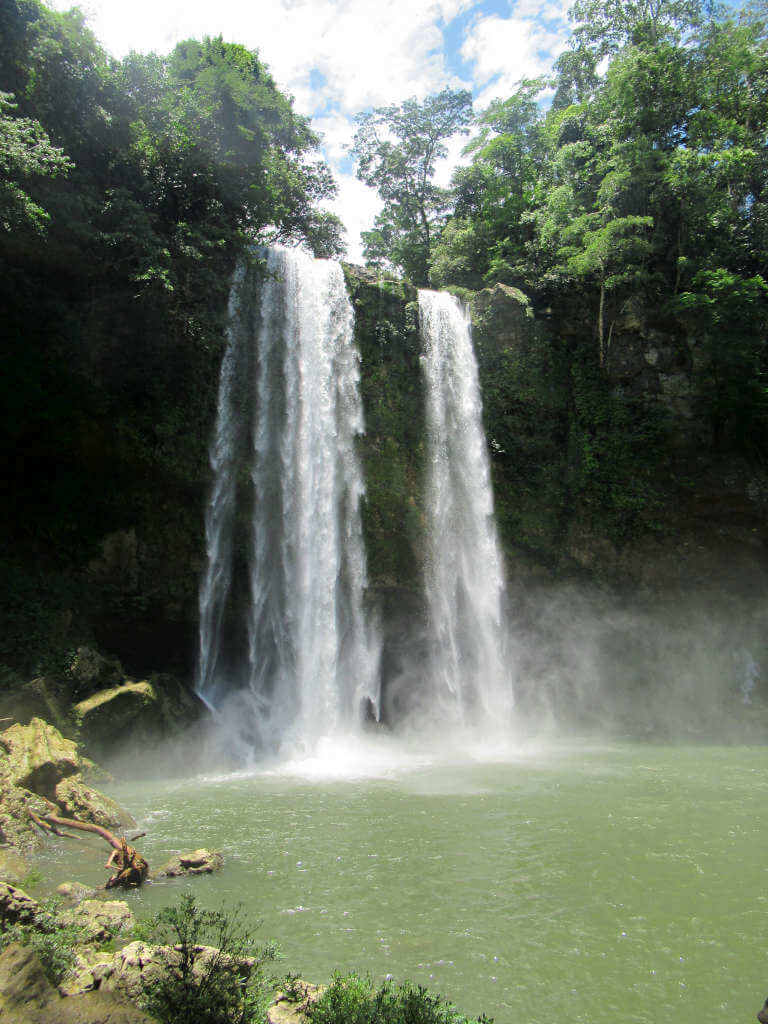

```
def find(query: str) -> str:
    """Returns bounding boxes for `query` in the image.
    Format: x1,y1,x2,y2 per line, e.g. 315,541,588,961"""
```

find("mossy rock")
471,282,534,356
54,777,135,831
59,899,135,946
0,849,31,888
0,677,68,736
68,647,124,699
0,718,79,800
0,718,134,848
72,676,207,761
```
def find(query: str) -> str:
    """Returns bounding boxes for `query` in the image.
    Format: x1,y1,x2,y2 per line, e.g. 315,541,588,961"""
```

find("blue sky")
49,0,574,258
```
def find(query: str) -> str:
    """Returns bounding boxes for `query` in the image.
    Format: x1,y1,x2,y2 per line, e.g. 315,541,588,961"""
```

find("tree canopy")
351,88,473,285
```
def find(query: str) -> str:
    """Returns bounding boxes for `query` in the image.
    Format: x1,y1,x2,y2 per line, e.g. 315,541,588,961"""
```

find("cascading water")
197,247,379,753
419,289,513,726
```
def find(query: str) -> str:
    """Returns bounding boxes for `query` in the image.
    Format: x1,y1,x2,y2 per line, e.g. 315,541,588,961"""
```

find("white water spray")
197,248,379,753
419,290,513,726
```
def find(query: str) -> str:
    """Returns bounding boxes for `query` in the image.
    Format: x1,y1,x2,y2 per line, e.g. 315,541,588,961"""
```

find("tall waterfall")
197,247,379,752
419,290,513,725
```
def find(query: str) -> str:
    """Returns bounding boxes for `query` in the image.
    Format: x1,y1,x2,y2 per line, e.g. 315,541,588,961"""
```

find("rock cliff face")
1,264,766,712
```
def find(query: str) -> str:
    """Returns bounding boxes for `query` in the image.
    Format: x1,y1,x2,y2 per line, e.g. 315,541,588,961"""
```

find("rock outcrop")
72,674,208,762
0,942,155,1024
58,899,135,946
0,718,135,851
0,882,40,927
153,848,224,879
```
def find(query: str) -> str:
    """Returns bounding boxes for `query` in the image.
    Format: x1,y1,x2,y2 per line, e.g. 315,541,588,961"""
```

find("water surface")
35,739,767,1023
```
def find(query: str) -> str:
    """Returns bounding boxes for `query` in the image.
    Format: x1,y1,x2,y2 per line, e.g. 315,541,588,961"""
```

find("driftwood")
27,806,149,888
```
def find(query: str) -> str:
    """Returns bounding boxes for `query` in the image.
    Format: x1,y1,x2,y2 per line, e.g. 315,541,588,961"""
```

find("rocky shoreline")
0,714,317,1024
0,882,319,1023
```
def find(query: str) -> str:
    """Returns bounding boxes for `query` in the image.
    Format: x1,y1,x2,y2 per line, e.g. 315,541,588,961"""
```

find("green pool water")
34,737,768,1023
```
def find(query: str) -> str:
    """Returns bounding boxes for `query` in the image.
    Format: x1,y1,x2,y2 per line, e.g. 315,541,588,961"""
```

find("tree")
431,79,546,290
351,88,473,285
674,270,768,453
0,90,72,232
568,0,718,58
141,893,279,1024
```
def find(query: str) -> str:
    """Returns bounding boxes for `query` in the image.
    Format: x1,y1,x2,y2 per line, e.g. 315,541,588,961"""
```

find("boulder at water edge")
0,882,40,927
0,718,135,850
153,848,224,878
0,942,155,1024
72,674,207,761
58,899,135,945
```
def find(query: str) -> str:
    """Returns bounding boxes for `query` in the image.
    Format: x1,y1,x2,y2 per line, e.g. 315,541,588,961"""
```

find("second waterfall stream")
419,289,513,727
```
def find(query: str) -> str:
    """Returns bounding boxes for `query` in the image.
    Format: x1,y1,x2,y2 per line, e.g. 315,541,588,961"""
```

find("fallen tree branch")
27,806,149,887
27,809,79,840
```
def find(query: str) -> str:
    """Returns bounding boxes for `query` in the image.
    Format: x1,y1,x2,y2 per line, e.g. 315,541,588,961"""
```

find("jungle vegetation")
0,0,766,678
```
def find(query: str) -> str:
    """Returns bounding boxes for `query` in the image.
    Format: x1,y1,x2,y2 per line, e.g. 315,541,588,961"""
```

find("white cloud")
326,174,382,264
51,0,479,250
433,128,474,188
461,6,570,108
49,0,570,257
61,0,472,115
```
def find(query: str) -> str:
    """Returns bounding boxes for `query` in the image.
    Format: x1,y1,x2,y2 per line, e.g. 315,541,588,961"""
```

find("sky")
48,0,574,260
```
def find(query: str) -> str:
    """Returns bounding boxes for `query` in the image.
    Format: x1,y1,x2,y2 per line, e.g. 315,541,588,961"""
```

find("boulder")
0,718,135,851
68,647,124,699
89,940,159,1001
59,948,116,997
46,988,156,1024
98,940,255,1001
0,849,32,887
0,942,154,1024
153,848,224,879
0,761,47,851
0,882,40,927
72,675,206,760
0,718,79,800
54,777,136,831
58,899,134,946
0,677,67,732
73,682,156,755
268,982,324,1024
0,942,55,1016
55,881,97,906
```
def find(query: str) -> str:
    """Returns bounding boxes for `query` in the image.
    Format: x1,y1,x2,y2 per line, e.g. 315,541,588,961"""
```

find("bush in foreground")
306,971,493,1024
0,901,86,985
139,892,279,1024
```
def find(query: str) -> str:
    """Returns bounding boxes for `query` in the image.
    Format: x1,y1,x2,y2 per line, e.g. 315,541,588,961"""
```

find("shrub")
139,891,279,1024
0,899,86,984
306,971,493,1024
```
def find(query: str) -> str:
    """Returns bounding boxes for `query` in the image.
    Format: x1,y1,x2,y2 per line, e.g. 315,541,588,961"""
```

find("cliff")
1,262,766,723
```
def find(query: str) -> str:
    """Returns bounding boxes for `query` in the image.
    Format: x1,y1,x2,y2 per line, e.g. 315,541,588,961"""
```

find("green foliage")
0,899,85,985
567,354,665,540
673,269,768,453
344,269,425,587
0,90,72,231
352,89,473,285
428,0,768,504
280,971,309,1002
0,0,345,676
567,0,717,58
306,972,492,1024
139,892,279,1024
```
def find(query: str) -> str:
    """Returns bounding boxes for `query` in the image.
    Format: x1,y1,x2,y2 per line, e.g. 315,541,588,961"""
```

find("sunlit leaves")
0,90,72,231
352,88,473,285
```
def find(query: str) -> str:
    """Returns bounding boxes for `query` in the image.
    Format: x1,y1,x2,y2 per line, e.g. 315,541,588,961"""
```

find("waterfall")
419,289,513,725
197,247,379,752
